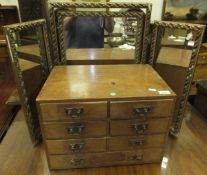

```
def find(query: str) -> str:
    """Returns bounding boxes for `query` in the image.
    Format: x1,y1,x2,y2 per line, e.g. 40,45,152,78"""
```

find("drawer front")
125,148,163,164
110,99,174,119
49,152,125,169
110,118,170,136
46,138,106,154
193,64,207,81
43,121,107,139
40,102,107,121
49,148,163,169
108,134,166,151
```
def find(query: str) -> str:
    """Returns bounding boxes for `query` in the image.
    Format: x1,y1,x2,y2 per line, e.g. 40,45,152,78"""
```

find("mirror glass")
55,7,147,64
153,27,197,128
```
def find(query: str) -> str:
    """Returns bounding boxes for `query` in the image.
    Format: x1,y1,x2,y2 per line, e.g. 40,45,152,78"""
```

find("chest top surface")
36,64,176,102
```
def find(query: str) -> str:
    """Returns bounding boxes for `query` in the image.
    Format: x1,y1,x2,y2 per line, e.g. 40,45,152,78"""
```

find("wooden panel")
36,65,176,102
40,102,107,121
48,148,163,170
197,53,207,65
46,138,106,155
193,64,207,81
110,118,170,136
110,99,174,119
108,134,166,151
43,121,107,139
0,47,8,58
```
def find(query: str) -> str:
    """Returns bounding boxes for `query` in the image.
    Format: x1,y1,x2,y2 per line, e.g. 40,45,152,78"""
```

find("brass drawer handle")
128,155,143,161
70,158,85,167
133,106,151,117
67,124,85,135
69,143,85,152
131,123,148,134
129,139,145,146
65,107,84,118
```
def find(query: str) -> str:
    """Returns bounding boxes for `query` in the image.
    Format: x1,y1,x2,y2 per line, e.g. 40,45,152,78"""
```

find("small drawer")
49,152,125,169
110,118,170,136
108,134,166,151
46,138,106,154
40,102,107,122
125,147,163,164
43,121,107,139
110,99,174,119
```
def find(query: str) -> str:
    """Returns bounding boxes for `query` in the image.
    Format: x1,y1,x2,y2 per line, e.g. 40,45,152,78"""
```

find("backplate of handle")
70,158,86,167
65,107,84,118
133,106,151,117
131,123,148,134
67,124,85,135
69,143,85,152
128,155,143,161
129,139,145,146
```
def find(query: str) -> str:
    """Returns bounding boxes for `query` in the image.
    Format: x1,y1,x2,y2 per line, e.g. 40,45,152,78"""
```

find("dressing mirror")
48,2,152,65
3,19,52,144
150,21,205,135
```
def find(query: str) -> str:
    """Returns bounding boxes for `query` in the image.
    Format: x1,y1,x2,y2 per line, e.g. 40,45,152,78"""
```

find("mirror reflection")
154,27,196,129
62,15,140,64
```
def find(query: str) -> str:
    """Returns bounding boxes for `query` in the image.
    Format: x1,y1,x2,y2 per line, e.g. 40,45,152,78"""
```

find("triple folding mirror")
3,2,205,144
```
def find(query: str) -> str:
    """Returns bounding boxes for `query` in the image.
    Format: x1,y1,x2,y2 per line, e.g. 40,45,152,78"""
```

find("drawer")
48,148,163,169
40,102,107,121
110,99,174,119
49,152,125,169
125,147,163,164
108,134,166,151
110,118,170,136
43,121,107,139
193,64,207,81
46,138,106,154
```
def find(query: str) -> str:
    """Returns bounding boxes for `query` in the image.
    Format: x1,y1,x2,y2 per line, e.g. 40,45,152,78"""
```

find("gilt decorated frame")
150,21,205,136
3,19,52,144
48,2,152,64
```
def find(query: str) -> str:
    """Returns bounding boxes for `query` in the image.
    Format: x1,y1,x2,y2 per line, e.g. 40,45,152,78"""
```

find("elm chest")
36,64,176,170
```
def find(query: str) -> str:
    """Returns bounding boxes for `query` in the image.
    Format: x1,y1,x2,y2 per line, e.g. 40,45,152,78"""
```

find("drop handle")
133,106,151,117
65,107,84,118
70,159,86,167
69,143,85,152
67,124,85,135
131,123,148,134
128,155,143,161
129,139,145,146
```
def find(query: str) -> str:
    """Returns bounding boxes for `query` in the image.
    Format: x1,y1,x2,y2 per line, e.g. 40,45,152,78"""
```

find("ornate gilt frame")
48,2,152,64
3,19,52,144
150,21,205,135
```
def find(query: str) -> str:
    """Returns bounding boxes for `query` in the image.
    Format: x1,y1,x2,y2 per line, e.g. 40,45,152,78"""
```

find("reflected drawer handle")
128,155,143,161
129,139,145,146
67,124,85,135
65,107,84,118
70,158,85,167
133,106,151,117
131,123,148,134
69,143,85,152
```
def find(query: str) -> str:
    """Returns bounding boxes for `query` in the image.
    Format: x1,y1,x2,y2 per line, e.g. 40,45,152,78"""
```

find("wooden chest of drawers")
36,65,176,170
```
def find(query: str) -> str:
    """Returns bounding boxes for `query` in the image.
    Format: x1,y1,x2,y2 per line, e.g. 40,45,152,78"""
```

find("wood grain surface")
36,65,176,102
